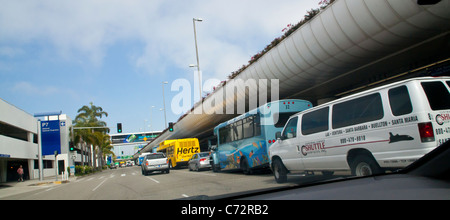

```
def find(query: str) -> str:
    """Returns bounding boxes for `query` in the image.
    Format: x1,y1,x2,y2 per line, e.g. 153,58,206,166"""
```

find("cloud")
0,46,24,58
0,0,319,78
11,81,79,100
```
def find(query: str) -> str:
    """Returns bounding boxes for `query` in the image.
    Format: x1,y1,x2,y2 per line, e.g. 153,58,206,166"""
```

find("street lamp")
150,106,155,138
162,81,168,129
192,17,203,100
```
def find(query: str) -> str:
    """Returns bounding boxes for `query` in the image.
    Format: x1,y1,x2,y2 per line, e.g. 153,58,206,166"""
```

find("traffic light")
69,141,75,151
117,123,122,133
168,122,174,132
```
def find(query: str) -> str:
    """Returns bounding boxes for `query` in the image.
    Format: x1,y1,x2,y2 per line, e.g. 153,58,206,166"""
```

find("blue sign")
41,120,61,155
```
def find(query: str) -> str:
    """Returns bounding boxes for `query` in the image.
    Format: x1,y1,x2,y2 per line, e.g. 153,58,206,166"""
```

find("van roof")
291,76,450,118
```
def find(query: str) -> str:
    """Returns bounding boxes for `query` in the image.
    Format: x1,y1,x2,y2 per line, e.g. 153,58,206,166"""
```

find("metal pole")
150,106,154,139
162,82,167,129
37,120,43,181
54,151,58,181
193,18,202,99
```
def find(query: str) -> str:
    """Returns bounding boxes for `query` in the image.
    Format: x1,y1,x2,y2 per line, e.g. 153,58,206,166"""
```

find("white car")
141,153,170,175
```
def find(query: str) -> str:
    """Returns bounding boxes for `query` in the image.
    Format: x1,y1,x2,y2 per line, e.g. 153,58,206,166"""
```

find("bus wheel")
212,163,220,172
273,159,287,183
241,158,253,175
350,155,381,176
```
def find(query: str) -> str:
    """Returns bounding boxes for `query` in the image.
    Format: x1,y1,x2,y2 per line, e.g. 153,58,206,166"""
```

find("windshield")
198,152,210,158
1,0,449,204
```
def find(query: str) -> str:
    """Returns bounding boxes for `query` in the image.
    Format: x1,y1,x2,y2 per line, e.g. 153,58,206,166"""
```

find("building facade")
0,98,72,183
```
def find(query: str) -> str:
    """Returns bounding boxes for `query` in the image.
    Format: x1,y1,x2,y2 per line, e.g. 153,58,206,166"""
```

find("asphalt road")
2,166,301,200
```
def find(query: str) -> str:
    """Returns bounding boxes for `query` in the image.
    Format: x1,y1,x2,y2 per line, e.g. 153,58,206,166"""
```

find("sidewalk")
0,175,77,199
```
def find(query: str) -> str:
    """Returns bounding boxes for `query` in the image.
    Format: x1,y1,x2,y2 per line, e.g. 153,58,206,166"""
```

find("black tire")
241,158,253,175
272,159,288,183
350,155,382,176
212,163,220,172
195,164,200,172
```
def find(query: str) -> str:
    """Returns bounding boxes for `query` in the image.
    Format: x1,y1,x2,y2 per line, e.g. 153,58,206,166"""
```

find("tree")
72,102,109,168
93,132,115,167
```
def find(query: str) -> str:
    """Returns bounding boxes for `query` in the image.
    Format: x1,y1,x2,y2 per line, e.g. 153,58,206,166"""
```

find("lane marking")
182,194,189,198
146,177,160,184
121,174,126,177
92,179,108,192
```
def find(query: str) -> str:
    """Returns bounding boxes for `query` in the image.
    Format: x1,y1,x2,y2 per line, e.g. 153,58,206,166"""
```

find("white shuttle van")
269,77,450,183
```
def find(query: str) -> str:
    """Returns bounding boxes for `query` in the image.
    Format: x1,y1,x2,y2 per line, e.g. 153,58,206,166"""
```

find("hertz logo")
177,147,200,155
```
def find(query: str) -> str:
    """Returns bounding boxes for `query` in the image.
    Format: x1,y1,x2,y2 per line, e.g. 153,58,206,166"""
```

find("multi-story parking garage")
0,98,74,183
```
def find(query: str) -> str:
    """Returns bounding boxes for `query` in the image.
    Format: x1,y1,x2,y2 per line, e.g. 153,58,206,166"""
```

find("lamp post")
162,81,168,129
192,18,203,100
150,105,155,138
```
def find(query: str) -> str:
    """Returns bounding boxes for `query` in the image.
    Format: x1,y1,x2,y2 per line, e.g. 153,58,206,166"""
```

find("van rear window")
146,154,165,160
421,82,450,110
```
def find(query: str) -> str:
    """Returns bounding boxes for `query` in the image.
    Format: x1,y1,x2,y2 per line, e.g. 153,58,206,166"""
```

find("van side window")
332,93,383,129
388,86,413,116
301,107,329,135
282,117,298,139
421,82,450,111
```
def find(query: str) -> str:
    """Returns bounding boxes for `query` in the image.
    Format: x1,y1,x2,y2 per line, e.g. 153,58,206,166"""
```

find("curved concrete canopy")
138,0,450,155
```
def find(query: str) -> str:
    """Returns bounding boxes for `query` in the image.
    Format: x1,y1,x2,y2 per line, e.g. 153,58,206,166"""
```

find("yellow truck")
157,138,200,168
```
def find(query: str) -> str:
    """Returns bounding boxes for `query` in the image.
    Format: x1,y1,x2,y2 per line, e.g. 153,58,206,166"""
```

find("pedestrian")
17,165,24,182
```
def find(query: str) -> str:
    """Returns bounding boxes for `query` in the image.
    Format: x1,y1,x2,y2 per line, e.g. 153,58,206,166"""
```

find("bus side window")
243,117,254,139
282,117,298,139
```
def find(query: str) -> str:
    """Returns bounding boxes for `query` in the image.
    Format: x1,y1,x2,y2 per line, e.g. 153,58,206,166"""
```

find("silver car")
188,152,211,171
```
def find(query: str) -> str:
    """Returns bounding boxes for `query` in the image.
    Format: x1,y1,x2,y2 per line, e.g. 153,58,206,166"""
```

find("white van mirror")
275,132,282,140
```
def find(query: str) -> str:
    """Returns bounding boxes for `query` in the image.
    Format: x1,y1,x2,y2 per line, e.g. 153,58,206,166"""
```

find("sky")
0,0,320,134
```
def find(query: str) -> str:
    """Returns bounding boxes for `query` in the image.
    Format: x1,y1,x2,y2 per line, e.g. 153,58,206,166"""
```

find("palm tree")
92,132,115,167
73,102,109,168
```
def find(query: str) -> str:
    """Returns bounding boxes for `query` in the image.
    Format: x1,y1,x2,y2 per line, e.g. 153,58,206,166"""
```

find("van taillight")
418,122,435,142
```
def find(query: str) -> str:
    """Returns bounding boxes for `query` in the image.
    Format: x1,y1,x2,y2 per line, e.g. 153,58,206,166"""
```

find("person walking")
17,165,24,182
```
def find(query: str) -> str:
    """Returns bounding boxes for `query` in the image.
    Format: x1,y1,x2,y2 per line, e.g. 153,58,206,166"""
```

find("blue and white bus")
138,152,151,166
211,100,313,174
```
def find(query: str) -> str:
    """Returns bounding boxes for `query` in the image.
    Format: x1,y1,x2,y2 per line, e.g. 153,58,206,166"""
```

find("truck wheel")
273,159,287,183
350,155,382,176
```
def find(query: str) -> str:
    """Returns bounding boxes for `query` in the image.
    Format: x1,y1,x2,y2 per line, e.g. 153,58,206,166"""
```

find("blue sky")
0,0,319,134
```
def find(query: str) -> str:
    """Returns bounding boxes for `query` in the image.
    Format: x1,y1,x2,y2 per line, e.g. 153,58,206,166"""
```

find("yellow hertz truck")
157,138,200,168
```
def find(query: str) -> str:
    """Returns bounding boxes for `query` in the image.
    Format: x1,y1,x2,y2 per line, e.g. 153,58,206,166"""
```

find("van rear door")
421,80,450,146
